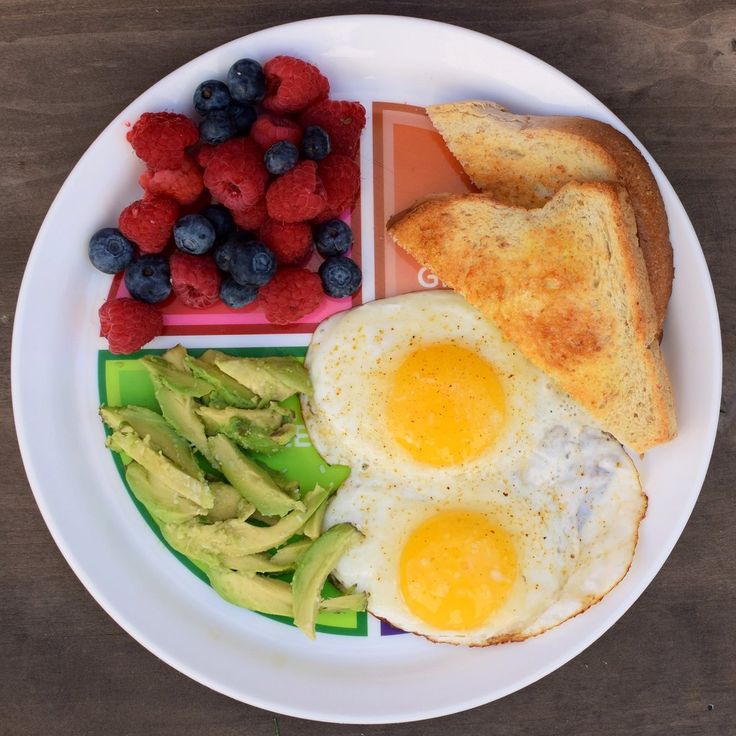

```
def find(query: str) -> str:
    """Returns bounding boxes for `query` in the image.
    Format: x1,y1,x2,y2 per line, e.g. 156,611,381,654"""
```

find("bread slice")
387,182,676,453
427,101,673,334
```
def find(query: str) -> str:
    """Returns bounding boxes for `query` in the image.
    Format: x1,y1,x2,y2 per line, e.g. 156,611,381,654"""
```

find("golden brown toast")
427,101,673,334
387,182,676,453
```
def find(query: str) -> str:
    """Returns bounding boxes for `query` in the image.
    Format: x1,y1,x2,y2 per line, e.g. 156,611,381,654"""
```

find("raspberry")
231,199,268,231
265,161,327,223
139,156,204,205
259,219,313,265
262,56,329,114
169,252,220,309
193,144,217,168
127,112,199,170
300,100,366,158
259,268,324,325
99,298,163,354
118,195,179,253
314,154,360,223
203,137,268,210
250,114,303,150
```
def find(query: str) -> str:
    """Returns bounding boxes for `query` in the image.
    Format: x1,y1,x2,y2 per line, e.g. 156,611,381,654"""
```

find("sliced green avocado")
219,552,295,574
208,434,303,517
217,418,296,456
269,538,313,566
151,377,215,467
215,356,313,401
207,481,255,522
160,344,190,373
196,405,289,435
320,592,367,612
125,462,203,524
164,484,329,557
206,567,294,617
292,523,364,639
107,427,213,509
184,355,260,409
141,355,212,397
100,405,202,480
302,496,329,540
199,349,230,366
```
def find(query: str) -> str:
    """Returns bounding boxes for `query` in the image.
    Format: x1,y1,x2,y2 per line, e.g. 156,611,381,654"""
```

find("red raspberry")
193,143,217,168
99,298,163,354
231,199,268,231
203,137,268,210
300,100,366,158
118,195,179,253
250,114,303,150
259,220,313,265
265,161,327,223
127,112,199,170
169,252,220,309
259,268,324,325
139,156,204,205
262,56,329,114
314,154,360,223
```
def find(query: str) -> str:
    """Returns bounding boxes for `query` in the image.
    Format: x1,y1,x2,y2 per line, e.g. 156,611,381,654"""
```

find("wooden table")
2,3,734,734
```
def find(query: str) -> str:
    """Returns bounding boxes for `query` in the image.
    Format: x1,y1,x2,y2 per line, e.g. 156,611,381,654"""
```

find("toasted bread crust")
387,182,676,453
427,101,673,334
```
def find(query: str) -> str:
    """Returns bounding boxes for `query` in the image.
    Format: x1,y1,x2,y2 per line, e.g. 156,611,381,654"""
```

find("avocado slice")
215,356,313,401
320,592,367,613
196,405,289,435
163,484,329,558
292,523,364,639
302,496,329,540
107,427,214,509
207,481,255,522
151,377,215,467
206,567,294,617
208,434,303,517
212,418,295,456
160,344,190,373
125,462,203,524
218,552,295,574
184,355,260,409
141,356,213,397
199,349,230,366
269,538,313,566
100,405,202,480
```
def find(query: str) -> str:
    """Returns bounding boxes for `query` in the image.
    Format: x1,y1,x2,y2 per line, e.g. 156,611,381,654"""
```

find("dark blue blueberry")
301,125,331,161
319,256,362,298
220,277,259,308
193,80,231,114
263,141,299,175
227,59,265,104
314,219,353,257
230,241,277,286
199,110,236,145
200,204,235,244
228,102,257,135
173,214,216,255
212,232,253,272
88,228,135,274
124,255,171,303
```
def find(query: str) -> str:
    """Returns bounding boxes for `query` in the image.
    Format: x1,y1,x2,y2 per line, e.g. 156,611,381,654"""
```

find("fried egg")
302,291,646,645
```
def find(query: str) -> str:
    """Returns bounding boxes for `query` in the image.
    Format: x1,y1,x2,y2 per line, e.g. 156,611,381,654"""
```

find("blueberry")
228,102,257,135
174,214,216,255
88,228,135,274
193,79,231,114
212,232,252,272
319,256,362,298
200,204,235,244
314,219,353,257
220,277,259,308
227,59,265,104
124,255,171,303
301,125,331,161
230,241,277,286
264,141,299,175
199,110,236,145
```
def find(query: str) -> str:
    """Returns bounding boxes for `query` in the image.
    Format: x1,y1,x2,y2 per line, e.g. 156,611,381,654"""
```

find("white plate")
12,15,721,724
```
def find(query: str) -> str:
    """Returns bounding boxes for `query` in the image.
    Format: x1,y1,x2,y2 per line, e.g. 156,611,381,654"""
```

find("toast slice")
387,182,676,453
427,101,673,334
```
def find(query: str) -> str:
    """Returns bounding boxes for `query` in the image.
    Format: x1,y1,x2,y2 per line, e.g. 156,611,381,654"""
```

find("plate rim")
11,14,723,724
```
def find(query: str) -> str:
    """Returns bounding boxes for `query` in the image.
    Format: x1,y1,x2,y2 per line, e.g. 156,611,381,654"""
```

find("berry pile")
91,55,365,353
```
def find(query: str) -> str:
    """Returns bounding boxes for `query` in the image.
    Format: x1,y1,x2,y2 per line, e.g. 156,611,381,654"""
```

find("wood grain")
1,2,734,734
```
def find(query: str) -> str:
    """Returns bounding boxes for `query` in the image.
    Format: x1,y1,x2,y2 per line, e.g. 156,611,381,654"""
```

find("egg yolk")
399,510,518,631
386,342,506,466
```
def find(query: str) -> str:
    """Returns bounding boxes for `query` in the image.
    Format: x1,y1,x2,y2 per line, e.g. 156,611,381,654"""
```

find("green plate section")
98,347,366,637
